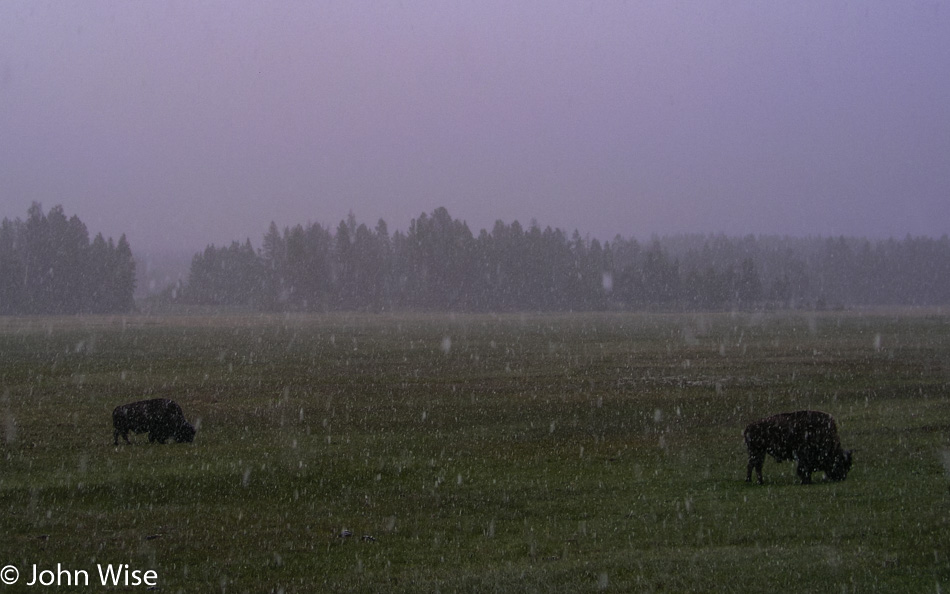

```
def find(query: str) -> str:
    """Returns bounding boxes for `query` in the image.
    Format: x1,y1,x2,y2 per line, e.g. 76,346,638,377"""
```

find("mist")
2,2,949,254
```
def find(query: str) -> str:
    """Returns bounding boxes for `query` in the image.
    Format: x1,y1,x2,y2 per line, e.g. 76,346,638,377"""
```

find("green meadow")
0,311,948,592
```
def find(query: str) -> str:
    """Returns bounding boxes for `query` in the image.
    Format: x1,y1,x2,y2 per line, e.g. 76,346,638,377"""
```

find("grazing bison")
113,398,196,445
744,410,852,485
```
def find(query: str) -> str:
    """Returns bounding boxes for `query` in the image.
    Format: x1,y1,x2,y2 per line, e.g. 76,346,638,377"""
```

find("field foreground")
0,311,948,592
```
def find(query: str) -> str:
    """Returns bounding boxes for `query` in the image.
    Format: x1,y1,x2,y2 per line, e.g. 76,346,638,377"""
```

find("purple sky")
2,2,949,253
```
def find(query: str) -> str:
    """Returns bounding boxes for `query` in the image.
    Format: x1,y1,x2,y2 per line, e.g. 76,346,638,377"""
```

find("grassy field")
0,310,948,592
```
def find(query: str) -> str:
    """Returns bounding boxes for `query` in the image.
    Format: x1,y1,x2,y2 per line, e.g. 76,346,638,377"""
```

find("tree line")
180,207,950,312
0,203,136,314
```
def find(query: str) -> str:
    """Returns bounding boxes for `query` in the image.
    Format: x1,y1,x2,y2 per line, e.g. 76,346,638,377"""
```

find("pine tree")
111,235,137,312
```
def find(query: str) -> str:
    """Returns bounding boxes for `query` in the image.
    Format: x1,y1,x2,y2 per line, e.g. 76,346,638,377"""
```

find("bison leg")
793,449,819,484
746,452,765,484
796,464,813,485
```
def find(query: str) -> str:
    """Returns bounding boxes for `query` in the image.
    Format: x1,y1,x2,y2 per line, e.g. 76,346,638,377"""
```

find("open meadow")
0,311,948,592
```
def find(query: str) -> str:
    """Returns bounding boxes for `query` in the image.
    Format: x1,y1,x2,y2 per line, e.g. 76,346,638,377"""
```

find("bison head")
826,449,853,481
175,421,197,443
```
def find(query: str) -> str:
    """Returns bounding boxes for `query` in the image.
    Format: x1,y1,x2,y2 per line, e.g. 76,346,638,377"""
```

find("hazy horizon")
3,2,949,253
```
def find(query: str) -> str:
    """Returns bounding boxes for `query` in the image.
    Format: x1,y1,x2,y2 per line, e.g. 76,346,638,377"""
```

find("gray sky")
2,2,949,253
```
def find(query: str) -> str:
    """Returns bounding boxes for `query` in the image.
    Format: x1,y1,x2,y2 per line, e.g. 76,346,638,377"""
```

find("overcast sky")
1,2,948,253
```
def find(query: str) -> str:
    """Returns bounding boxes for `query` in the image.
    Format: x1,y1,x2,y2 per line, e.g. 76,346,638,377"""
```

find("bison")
113,398,196,445
744,410,852,484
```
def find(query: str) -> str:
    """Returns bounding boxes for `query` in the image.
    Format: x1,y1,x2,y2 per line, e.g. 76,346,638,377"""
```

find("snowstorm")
2,3,950,593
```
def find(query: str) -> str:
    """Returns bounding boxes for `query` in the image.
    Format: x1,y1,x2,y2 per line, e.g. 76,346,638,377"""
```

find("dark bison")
113,398,196,445
744,410,852,484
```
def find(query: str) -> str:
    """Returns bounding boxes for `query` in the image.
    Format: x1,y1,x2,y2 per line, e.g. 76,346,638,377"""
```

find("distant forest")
4,204,948,316
178,207,950,312
0,204,136,314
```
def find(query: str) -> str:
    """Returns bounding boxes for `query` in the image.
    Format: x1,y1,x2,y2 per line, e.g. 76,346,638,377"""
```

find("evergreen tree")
261,222,287,308
172,206,950,313
735,258,762,309
111,235,137,312
85,233,113,313
0,204,136,314
0,218,24,314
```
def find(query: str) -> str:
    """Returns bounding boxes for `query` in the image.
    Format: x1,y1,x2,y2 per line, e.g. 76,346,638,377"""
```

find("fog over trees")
3,204,948,315
0,204,136,314
180,207,950,312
